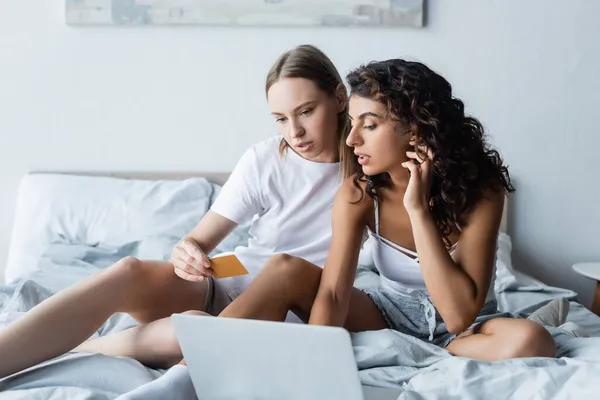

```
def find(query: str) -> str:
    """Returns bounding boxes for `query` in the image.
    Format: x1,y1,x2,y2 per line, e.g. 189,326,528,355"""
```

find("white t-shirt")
210,135,342,298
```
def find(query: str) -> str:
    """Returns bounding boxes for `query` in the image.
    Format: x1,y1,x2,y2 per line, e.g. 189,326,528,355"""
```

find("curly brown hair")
344,59,514,243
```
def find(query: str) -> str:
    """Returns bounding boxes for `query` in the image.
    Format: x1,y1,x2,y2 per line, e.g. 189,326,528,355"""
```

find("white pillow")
5,173,216,283
494,231,546,292
494,231,516,292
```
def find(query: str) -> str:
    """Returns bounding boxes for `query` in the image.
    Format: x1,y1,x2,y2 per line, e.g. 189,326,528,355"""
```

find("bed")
0,172,599,399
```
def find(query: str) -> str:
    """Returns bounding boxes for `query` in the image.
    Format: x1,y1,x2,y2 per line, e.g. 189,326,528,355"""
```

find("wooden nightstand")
572,262,600,315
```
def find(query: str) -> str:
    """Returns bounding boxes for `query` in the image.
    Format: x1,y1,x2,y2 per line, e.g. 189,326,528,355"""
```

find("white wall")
1,0,599,306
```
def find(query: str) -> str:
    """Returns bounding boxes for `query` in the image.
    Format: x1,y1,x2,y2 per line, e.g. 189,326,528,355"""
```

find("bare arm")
174,145,262,281
410,190,504,333
308,179,368,327
172,211,238,281
183,210,238,255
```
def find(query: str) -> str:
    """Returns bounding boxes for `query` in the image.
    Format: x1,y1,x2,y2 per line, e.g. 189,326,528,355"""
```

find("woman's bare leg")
0,257,209,378
445,318,555,361
98,254,384,371
221,254,555,362
75,310,209,369
219,254,387,332
75,279,231,367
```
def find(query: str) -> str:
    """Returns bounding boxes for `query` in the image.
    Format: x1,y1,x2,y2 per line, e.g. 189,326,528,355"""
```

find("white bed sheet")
2,173,599,399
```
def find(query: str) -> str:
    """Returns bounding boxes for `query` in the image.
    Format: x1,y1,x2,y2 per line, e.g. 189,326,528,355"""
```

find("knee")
110,256,142,276
504,322,555,359
264,254,303,273
262,254,306,281
100,256,143,285
260,254,317,295
181,310,210,317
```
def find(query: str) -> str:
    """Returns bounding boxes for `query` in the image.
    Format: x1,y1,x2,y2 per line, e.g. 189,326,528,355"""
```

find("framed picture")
66,0,425,28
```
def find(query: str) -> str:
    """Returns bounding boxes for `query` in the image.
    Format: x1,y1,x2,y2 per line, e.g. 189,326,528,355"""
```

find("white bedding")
1,173,599,399
1,245,599,400
5,173,223,283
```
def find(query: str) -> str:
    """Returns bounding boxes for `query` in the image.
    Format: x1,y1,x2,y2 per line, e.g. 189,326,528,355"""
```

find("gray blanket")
1,242,600,399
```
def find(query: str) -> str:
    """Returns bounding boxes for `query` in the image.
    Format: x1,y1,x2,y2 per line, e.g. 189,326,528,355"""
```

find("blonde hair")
265,45,352,173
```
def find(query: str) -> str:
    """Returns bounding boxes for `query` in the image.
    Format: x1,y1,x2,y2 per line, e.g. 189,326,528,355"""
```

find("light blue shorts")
361,283,511,348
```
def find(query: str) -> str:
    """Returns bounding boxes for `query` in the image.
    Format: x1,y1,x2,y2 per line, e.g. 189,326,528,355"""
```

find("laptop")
172,313,400,400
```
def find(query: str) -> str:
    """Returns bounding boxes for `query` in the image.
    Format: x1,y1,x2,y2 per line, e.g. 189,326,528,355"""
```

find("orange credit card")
210,253,249,279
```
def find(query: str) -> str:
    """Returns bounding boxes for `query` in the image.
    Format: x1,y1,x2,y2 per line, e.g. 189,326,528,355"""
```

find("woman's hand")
401,142,434,215
170,238,212,282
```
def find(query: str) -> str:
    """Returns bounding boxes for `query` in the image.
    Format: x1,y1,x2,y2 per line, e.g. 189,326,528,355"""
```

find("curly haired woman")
218,58,556,361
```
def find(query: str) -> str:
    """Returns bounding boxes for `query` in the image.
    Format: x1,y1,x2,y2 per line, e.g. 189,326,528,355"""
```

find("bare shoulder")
463,187,505,230
334,175,373,223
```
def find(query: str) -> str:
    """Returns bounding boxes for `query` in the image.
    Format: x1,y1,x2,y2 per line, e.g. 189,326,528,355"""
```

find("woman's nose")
290,120,305,139
346,126,360,147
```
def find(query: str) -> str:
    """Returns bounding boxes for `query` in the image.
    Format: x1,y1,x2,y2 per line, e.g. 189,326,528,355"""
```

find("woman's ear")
335,83,348,113
407,126,418,147
409,133,417,146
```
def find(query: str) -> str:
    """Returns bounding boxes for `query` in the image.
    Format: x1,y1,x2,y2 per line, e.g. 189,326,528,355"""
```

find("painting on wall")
65,0,425,27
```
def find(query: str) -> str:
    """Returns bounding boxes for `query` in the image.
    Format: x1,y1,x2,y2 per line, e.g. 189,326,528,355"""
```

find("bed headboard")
31,171,509,233
31,171,231,186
